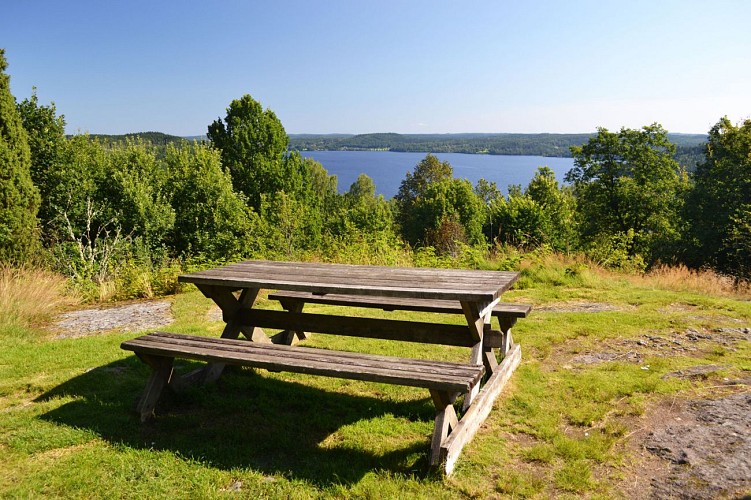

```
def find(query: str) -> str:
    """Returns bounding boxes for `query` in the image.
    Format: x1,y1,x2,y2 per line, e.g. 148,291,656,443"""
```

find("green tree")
100,140,175,251
492,194,547,250
341,173,394,234
17,88,66,235
566,124,687,263
164,144,257,259
207,94,293,210
395,154,453,245
412,178,485,252
47,135,109,241
0,50,40,261
524,166,577,251
686,117,751,280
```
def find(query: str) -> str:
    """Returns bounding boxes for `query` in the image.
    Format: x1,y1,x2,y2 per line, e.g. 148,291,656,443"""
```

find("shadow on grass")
37,356,438,485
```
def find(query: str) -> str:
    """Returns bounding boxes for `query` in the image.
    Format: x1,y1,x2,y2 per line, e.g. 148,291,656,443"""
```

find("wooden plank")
184,268,514,294
122,333,484,393
130,333,483,378
127,342,476,392
125,336,482,385
179,260,520,302
237,309,479,347
190,270,513,294
440,343,522,475
184,262,515,286
191,259,518,283
182,275,502,302
267,291,532,318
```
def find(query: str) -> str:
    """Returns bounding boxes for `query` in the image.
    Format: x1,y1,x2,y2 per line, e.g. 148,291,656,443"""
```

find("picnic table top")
179,260,520,302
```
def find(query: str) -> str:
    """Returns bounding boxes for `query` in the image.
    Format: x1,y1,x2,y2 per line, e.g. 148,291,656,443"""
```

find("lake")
299,151,575,198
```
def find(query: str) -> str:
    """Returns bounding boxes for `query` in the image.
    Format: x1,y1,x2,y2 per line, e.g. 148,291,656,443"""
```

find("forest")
2,48,750,301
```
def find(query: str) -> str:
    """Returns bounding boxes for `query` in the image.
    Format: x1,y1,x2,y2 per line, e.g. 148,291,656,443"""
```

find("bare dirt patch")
53,300,173,338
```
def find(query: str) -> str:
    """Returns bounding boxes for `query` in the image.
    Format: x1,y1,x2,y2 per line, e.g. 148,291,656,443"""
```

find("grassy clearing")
0,261,749,498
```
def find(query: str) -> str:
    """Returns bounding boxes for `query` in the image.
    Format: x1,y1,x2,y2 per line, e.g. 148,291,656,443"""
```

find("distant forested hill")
83,131,192,147
84,131,707,169
289,132,707,168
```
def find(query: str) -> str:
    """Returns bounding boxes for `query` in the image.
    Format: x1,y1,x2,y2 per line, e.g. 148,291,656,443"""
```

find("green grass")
1,270,749,498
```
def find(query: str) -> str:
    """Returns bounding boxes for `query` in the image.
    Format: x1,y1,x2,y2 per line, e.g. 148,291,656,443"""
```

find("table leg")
497,316,518,357
134,353,174,422
270,299,307,345
429,390,459,466
183,286,266,385
460,300,492,410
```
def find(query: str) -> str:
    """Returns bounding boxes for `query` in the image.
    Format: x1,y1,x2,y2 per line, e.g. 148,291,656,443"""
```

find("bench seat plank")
268,290,531,318
122,332,484,393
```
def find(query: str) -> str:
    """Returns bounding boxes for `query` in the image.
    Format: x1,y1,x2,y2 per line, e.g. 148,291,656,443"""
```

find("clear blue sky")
3,0,750,135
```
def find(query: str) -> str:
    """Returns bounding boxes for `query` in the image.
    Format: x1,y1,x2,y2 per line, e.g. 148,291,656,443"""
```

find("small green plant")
554,460,594,492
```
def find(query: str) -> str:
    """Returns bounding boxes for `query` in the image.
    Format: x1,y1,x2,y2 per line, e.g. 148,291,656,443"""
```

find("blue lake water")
299,151,575,198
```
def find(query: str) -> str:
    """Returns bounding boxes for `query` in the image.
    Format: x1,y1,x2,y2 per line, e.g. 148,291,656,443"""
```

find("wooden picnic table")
123,260,525,474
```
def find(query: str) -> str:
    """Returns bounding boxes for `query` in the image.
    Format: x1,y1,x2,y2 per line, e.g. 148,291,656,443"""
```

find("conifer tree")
0,49,40,262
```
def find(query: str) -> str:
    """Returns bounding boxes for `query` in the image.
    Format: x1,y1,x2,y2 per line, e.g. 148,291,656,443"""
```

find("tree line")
1,48,749,298
290,132,707,169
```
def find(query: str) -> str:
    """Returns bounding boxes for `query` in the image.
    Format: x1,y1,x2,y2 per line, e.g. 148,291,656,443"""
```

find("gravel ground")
53,300,174,338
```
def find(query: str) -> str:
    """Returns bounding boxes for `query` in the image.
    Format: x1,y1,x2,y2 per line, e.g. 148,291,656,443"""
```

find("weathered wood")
134,332,479,374
483,349,498,373
460,300,490,409
267,290,532,318
179,260,520,302
429,389,459,466
191,287,263,384
498,315,517,356
134,353,174,423
170,260,526,474
274,299,307,345
122,332,485,393
439,343,522,475
238,309,480,347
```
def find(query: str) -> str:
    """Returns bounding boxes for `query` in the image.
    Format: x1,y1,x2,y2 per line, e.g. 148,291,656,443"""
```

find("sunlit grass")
0,259,749,497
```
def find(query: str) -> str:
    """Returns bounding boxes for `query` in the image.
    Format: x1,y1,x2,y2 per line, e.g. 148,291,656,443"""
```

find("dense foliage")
686,117,751,281
0,50,40,262
567,124,688,266
1,48,748,294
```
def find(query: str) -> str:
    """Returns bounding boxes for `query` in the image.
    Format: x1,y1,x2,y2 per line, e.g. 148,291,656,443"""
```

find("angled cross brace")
432,343,522,475
270,299,307,345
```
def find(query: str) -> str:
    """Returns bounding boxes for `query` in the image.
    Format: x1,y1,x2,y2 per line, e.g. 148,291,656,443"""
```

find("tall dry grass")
632,264,751,298
0,266,76,329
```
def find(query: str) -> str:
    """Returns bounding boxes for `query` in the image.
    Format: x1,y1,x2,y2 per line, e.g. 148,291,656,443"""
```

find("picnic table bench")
121,260,527,475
